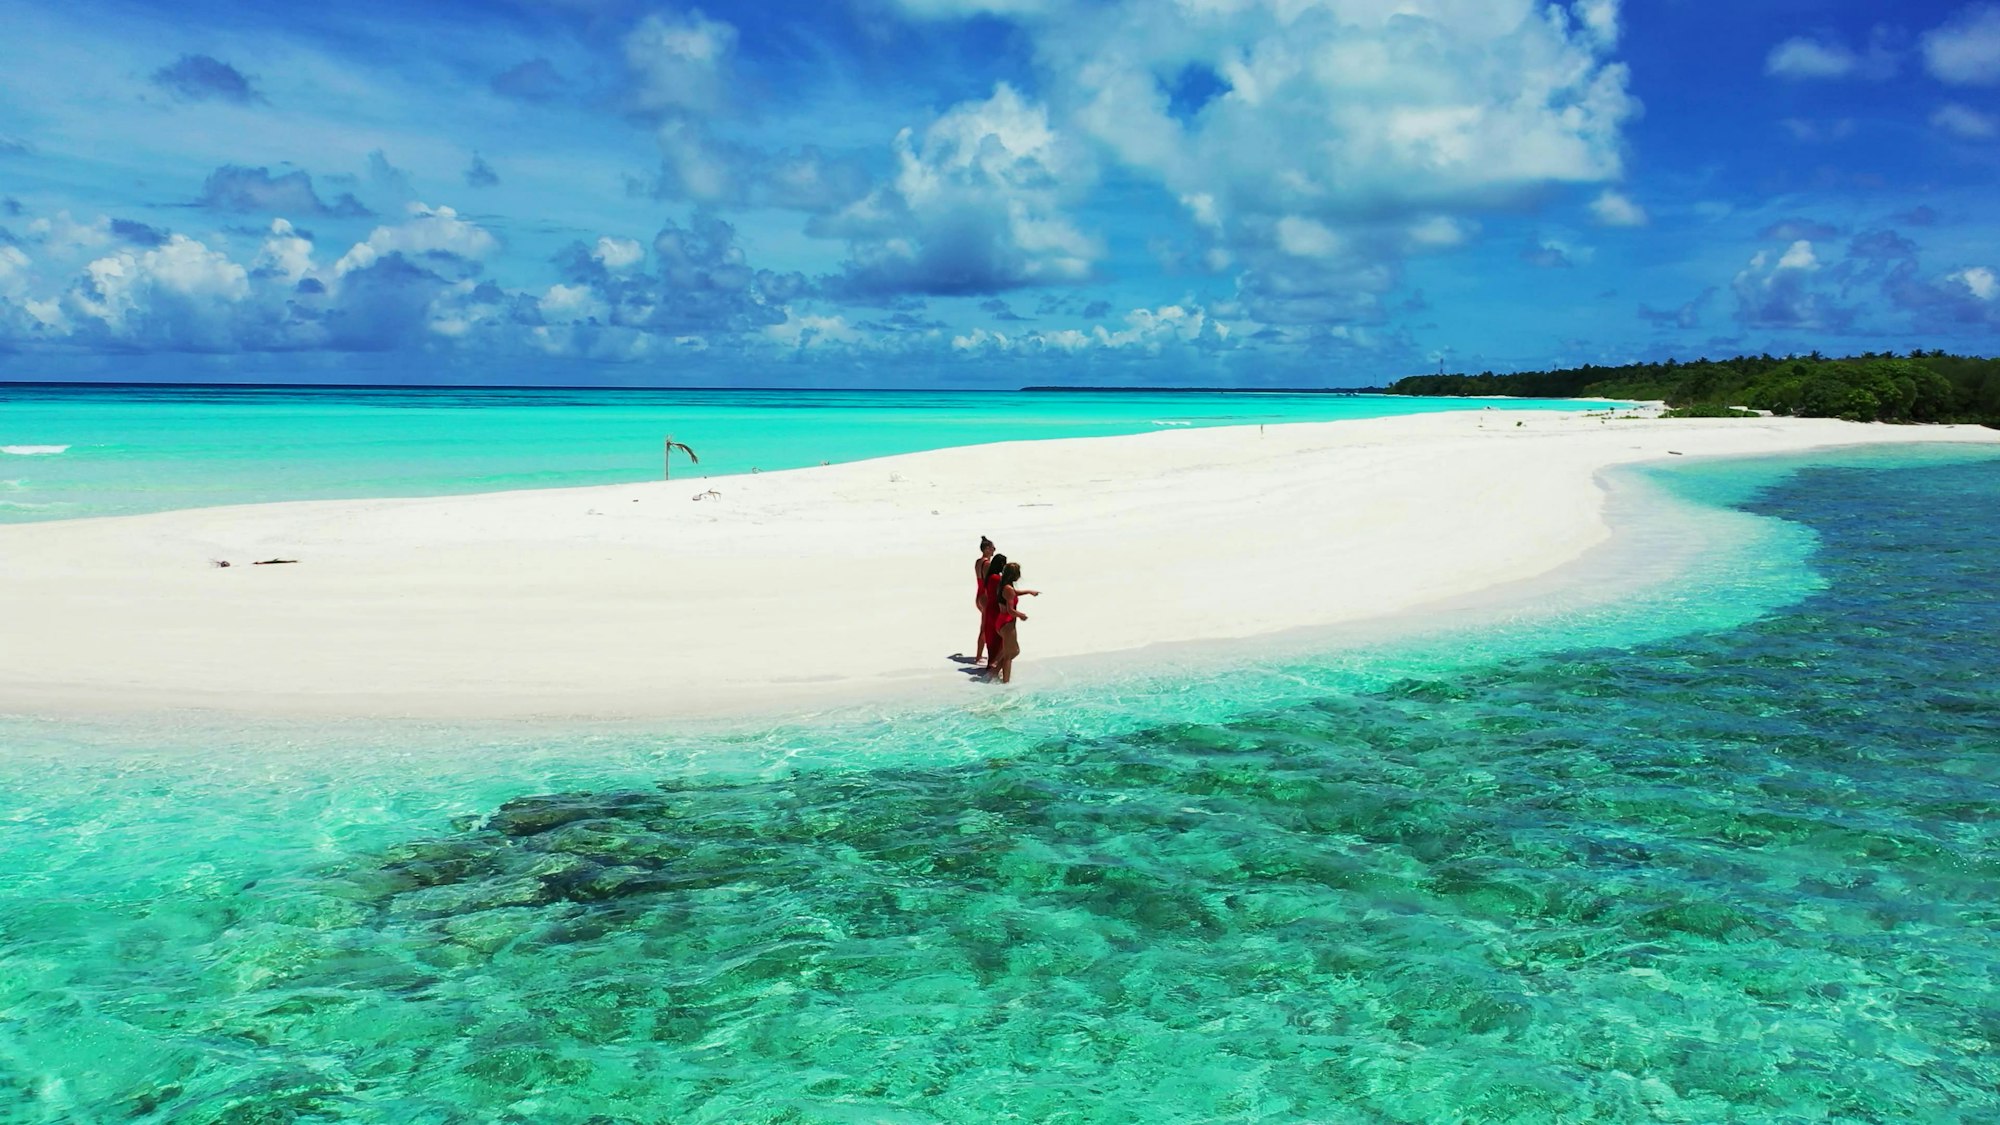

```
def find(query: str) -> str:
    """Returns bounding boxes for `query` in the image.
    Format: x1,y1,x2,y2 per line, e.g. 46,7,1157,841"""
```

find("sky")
0,0,1996,388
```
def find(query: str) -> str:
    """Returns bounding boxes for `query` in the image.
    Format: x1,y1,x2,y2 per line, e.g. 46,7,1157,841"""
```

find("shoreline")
3,409,1995,723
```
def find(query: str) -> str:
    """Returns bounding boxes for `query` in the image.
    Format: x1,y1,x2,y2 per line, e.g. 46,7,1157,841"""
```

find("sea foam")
1,444,69,455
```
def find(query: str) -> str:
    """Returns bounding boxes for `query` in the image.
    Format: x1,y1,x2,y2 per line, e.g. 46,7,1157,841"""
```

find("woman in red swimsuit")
972,536,996,664
979,554,1008,670
993,560,1039,684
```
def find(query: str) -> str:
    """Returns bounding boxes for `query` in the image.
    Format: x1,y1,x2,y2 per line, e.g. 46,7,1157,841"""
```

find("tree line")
1387,351,2000,426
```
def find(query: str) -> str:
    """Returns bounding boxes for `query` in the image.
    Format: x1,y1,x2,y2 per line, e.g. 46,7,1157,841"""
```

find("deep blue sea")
2,440,1996,1123
0,384,1616,523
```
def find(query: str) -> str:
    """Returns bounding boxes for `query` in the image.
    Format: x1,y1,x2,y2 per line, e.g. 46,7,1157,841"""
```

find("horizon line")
1,379,1388,394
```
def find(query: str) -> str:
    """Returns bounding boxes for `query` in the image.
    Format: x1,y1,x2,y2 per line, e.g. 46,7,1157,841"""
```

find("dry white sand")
3,408,1995,721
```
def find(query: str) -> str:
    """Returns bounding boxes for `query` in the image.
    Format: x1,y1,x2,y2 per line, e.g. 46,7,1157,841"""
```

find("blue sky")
0,0,1996,387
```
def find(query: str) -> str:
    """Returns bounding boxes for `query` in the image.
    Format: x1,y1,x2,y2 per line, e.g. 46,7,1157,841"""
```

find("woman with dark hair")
972,536,996,664
993,560,1038,684
980,553,1008,671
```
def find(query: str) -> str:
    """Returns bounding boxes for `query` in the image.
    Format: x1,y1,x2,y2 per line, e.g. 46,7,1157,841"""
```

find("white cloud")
1053,0,1635,228
1589,189,1647,226
767,310,861,347
824,83,1101,295
1575,0,1619,48
65,234,250,346
624,9,738,115
1733,239,1850,330
1932,101,1999,138
988,0,1638,326
1954,265,1998,300
26,211,116,254
254,218,315,283
593,236,646,272
540,283,609,324
334,203,499,276
952,302,1231,353
1923,3,2000,85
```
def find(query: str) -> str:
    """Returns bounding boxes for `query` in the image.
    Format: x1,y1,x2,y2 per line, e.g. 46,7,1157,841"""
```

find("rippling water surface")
2,448,1997,1123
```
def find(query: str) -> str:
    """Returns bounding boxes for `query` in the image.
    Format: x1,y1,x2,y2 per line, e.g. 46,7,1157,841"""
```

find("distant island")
1389,351,2000,427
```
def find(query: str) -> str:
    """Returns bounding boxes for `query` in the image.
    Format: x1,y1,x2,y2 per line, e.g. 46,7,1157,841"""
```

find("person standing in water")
993,560,1039,684
971,536,996,664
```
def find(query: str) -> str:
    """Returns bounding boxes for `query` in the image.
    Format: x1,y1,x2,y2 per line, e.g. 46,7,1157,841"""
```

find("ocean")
0,384,1616,523
0,390,1996,1122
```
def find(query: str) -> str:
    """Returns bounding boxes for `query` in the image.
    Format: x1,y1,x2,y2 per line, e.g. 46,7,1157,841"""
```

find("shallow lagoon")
2,446,1997,1123
0,385,1616,523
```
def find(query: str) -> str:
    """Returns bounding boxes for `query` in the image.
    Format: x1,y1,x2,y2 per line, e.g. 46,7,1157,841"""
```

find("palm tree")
664,435,698,479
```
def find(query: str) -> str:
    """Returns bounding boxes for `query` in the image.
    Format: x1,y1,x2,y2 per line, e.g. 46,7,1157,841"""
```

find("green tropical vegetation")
1388,351,2000,426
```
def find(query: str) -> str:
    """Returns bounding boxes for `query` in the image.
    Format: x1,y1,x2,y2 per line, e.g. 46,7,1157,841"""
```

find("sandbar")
2,408,1994,721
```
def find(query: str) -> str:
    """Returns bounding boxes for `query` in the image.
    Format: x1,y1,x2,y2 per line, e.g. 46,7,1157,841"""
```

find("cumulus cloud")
252,218,315,283
1931,102,1999,138
1049,2,1633,221
63,234,251,350
26,211,118,254
1922,4,2000,85
767,310,862,349
1732,239,1855,330
151,54,265,104
1958,265,1998,299
593,236,645,272
821,83,1100,297
0,206,825,360
1589,189,1647,226
196,165,372,218
950,302,1230,354
995,0,1635,326
532,214,808,359
1887,260,2000,327
333,203,498,276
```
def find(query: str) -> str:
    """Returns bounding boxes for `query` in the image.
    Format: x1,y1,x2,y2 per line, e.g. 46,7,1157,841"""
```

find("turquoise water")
0,384,1618,523
3,448,1997,1122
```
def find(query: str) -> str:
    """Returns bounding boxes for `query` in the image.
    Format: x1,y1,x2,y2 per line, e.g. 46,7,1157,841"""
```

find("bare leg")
998,655,1013,684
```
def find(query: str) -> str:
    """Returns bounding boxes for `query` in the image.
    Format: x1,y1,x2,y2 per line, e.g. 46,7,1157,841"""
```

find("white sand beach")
3,408,1996,721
